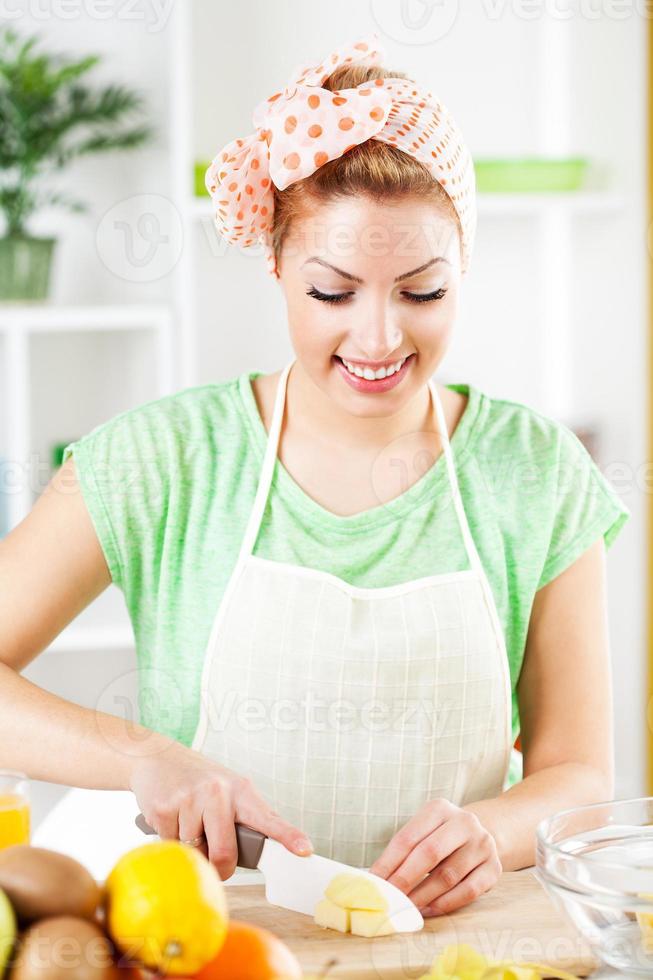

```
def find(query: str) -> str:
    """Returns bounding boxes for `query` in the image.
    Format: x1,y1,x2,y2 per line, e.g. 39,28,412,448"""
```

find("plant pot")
0,235,57,301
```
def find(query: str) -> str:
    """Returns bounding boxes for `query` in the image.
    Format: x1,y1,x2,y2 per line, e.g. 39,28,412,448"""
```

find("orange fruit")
193,919,302,980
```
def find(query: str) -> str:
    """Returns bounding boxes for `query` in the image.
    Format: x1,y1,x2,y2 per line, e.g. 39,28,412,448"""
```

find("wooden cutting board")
225,867,599,979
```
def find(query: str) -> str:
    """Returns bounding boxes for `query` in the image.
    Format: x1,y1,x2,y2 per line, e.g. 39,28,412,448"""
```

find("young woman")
0,33,629,919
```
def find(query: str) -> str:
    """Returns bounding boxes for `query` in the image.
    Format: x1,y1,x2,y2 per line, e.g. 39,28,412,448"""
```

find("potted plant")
0,26,154,301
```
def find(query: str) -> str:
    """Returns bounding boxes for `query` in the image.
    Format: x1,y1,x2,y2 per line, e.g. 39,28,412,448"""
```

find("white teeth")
341,356,407,380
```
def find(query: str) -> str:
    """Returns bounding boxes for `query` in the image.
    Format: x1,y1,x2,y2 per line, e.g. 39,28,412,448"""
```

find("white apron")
191,358,513,868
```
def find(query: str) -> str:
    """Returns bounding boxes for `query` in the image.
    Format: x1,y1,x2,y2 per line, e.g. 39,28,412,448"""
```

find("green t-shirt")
63,370,630,791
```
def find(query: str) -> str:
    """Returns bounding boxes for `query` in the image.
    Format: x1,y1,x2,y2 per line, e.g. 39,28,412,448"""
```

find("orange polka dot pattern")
205,32,477,278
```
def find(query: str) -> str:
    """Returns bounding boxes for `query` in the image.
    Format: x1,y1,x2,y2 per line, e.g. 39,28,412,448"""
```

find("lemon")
104,840,228,975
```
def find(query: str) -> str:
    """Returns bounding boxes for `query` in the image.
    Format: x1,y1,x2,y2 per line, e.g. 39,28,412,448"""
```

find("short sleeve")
536,427,630,590
63,433,125,590
61,404,172,598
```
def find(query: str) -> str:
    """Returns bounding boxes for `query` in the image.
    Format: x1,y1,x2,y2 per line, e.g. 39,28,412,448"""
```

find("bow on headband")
205,32,476,278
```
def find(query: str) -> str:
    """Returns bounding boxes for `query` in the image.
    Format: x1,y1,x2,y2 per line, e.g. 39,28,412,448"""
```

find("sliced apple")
324,872,389,912
314,872,396,936
314,897,350,933
350,908,395,937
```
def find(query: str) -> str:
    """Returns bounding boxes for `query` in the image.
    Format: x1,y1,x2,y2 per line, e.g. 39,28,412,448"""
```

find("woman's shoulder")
66,372,251,459
453,381,582,463
456,382,630,580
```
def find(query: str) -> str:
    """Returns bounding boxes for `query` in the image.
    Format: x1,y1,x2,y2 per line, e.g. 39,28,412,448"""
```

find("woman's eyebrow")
300,255,450,283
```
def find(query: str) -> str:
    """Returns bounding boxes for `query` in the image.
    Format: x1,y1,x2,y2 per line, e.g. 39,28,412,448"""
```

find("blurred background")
0,1,648,827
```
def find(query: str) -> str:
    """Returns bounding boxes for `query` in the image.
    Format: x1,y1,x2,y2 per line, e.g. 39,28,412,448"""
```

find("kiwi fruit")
0,848,101,926
10,916,120,980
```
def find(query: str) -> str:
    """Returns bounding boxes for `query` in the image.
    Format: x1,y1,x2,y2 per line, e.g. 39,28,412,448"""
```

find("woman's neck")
285,358,439,452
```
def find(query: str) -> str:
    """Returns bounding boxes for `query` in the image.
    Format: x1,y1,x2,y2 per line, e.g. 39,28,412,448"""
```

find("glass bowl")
536,797,653,976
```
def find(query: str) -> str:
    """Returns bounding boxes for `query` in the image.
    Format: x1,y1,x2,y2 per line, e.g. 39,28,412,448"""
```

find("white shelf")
0,303,173,332
0,304,176,654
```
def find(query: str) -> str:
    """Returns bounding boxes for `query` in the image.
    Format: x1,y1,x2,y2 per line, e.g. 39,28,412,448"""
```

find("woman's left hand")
367,798,502,917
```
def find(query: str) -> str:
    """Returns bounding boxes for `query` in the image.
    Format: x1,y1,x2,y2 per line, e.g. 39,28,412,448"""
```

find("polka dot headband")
205,32,477,279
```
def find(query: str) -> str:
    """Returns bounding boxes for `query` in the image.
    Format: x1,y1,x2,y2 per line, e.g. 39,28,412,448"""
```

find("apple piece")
314,897,350,933
350,908,396,937
324,872,389,911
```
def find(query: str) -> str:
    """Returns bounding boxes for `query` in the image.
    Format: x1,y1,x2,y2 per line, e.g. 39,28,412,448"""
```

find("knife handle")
134,812,266,869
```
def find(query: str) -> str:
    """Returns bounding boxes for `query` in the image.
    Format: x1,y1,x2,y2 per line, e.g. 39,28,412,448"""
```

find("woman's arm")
0,456,315,874
462,535,615,871
0,454,174,788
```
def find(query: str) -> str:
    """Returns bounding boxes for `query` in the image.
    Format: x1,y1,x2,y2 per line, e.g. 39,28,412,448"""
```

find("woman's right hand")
128,739,314,880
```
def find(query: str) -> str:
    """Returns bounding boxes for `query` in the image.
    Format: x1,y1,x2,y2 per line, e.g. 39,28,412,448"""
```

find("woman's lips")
333,353,415,393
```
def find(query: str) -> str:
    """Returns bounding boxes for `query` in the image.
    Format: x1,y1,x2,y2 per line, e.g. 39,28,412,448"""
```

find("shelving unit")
0,303,175,654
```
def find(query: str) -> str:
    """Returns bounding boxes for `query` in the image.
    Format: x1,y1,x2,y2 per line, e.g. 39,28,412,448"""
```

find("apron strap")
238,357,294,561
428,378,483,574
239,359,481,575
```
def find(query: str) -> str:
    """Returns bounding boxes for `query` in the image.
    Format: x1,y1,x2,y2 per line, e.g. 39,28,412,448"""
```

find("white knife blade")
257,836,424,933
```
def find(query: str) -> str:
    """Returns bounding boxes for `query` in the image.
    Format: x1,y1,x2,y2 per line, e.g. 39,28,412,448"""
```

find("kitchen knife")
134,812,423,933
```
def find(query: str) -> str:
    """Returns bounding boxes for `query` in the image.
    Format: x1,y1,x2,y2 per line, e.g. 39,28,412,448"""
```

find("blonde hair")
270,62,462,274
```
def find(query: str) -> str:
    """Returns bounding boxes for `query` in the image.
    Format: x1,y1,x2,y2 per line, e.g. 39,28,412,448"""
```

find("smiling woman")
0,31,630,921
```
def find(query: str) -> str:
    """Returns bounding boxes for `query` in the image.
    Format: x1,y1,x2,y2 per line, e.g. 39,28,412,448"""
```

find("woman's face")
278,194,462,418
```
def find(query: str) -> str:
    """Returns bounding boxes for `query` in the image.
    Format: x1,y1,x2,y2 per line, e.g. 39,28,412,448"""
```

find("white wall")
6,0,647,826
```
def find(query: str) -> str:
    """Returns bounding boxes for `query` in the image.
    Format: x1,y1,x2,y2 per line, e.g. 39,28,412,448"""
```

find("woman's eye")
305,286,352,304
305,286,447,305
404,288,448,303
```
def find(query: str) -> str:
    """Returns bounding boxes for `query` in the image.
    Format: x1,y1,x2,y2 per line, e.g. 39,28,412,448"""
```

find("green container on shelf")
0,235,57,300
195,160,212,198
474,157,588,192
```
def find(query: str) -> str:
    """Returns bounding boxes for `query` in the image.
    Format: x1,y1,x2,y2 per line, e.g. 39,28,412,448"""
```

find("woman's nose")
353,310,403,361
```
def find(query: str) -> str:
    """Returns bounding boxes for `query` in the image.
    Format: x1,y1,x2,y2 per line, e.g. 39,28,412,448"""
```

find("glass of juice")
0,771,30,848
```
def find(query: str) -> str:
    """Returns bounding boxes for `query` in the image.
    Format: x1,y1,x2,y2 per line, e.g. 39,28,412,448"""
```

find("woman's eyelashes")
305,285,448,305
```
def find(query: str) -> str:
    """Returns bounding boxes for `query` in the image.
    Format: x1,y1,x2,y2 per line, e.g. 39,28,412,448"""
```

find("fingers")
409,839,489,908
177,801,209,860
419,859,500,917
386,816,472,895
256,808,314,856
369,799,451,882
147,805,179,842
201,786,239,880
237,782,313,856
